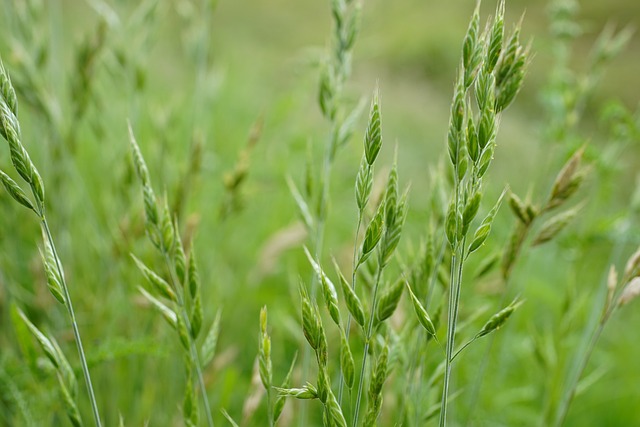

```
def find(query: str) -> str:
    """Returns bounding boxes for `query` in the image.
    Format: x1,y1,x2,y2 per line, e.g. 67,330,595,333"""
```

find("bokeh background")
1,0,639,425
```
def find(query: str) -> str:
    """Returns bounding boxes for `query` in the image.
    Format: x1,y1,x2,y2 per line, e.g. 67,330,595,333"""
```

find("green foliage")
0,0,638,426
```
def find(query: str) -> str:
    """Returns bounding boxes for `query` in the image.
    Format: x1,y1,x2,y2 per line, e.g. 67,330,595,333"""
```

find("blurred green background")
1,0,639,425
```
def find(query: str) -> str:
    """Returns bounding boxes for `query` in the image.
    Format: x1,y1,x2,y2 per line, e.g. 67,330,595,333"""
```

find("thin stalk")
439,251,458,427
552,247,630,427
401,238,447,427
352,264,383,427
440,146,466,426
338,211,364,405
300,118,340,427
160,251,214,427
267,386,274,427
38,204,102,427
553,321,604,427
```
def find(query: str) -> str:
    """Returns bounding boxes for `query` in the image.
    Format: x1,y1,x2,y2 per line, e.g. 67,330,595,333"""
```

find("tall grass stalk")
436,1,529,424
0,60,103,426
128,124,214,427
297,1,363,424
552,248,640,426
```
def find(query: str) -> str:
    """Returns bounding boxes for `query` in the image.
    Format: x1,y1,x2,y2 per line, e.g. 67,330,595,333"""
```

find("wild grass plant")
0,0,639,426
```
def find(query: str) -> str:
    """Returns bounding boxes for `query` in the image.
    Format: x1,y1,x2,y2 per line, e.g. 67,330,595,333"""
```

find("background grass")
1,0,639,425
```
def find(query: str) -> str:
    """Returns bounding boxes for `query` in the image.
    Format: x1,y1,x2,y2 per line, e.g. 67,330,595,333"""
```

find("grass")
0,0,640,426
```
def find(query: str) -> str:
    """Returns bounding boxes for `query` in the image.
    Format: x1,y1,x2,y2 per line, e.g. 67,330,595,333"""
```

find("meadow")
1,0,640,426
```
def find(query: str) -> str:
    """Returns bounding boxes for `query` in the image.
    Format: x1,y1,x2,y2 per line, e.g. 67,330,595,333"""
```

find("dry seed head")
605,265,618,313
619,277,640,306
548,146,585,210
508,191,533,224
624,247,640,279
532,203,582,246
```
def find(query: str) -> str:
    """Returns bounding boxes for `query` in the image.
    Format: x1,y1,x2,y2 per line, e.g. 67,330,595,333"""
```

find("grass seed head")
619,277,640,306
376,277,404,323
624,247,640,279
364,89,382,165
340,330,355,389
477,298,523,338
0,170,35,212
333,258,366,328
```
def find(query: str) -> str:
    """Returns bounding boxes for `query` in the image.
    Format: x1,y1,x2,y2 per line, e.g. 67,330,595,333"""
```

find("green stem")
352,263,383,427
161,252,214,427
553,320,604,427
267,385,274,427
39,208,102,427
338,210,364,406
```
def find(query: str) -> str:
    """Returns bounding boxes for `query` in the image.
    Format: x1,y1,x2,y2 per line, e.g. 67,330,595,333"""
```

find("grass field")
1,0,640,426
